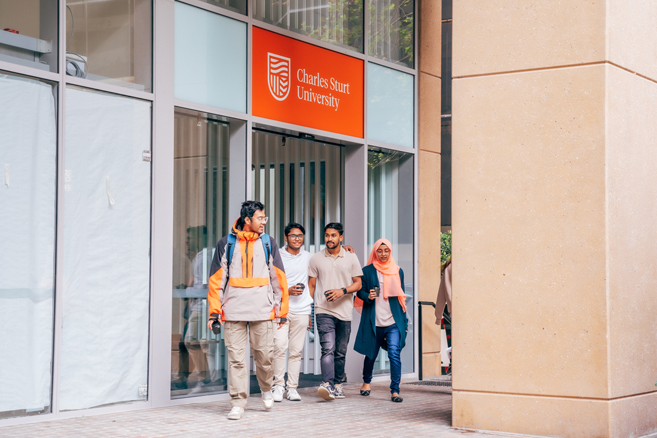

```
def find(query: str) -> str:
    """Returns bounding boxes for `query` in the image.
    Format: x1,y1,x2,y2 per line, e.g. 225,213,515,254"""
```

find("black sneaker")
317,382,336,401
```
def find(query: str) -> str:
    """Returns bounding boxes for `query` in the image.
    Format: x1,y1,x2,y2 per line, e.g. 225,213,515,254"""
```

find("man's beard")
326,241,338,248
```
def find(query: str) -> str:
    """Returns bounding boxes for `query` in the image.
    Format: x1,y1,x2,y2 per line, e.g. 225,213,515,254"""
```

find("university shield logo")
267,53,291,101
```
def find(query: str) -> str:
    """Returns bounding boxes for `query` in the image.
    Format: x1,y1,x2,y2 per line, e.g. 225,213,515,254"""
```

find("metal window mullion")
253,132,260,200
302,326,310,374
272,134,280,240
325,145,335,223
320,145,326,227
367,163,374,245
219,124,230,240
264,133,271,219
294,140,303,226
283,136,291,228
392,158,400,256
313,145,321,254
50,0,69,416
303,142,312,250
206,121,215,246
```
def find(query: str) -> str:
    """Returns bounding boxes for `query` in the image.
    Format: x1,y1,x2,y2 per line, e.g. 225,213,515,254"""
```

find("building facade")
3,1,656,437
1,0,429,426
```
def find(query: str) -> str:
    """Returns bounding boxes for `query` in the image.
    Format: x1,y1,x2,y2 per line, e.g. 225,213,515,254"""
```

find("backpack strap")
260,233,271,263
224,234,236,290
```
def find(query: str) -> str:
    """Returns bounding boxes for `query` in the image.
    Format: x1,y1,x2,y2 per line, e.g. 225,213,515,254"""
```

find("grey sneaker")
272,385,284,402
334,383,346,399
317,382,335,401
286,388,301,401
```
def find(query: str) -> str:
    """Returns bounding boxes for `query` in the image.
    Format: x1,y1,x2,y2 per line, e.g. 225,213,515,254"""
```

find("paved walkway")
1,381,530,438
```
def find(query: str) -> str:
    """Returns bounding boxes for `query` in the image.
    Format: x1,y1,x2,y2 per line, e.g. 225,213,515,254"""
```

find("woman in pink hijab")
354,239,408,402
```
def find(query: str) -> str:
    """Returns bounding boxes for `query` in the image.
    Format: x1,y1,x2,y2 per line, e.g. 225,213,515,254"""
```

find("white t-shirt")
375,271,395,327
280,246,313,315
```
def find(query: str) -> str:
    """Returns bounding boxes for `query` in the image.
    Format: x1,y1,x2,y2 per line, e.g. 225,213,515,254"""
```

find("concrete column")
418,0,443,377
451,1,657,437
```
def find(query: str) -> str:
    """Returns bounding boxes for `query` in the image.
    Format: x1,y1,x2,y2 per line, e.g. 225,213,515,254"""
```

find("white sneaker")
286,388,301,401
227,406,244,420
262,390,274,410
272,385,284,402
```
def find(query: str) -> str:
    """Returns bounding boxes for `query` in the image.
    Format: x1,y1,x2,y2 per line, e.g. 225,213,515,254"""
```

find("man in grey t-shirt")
308,222,363,401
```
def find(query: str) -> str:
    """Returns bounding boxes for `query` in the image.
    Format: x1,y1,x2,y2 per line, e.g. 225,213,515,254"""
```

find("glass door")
250,129,344,391
171,108,237,398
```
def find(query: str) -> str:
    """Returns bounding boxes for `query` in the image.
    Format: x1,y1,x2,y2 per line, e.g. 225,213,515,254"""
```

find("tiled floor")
0,380,532,438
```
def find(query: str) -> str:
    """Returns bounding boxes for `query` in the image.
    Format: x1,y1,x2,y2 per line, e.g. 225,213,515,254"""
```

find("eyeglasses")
287,234,304,240
251,216,268,223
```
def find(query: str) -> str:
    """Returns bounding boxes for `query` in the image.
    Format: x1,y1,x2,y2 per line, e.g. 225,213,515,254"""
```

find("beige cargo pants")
223,320,274,408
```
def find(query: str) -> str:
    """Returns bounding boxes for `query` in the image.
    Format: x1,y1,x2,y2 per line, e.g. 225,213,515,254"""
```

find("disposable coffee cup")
324,290,331,300
297,283,306,291
373,286,380,297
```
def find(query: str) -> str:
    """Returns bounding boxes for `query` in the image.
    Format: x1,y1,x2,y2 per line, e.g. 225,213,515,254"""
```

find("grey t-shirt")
308,247,363,321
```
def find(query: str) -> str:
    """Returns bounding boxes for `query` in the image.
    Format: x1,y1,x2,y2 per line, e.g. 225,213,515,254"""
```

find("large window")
199,0,246,15
368,0,414,68
367,62,414,148
171,108,245,398
174,1,247,113
367,147,414,374
0,73,57,419
60,86,152,410
65,0,153,92
253,0,364,53
0,1,59,72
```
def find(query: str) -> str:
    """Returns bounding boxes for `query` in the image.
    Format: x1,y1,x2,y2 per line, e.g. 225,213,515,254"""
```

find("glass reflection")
368,0,414,68
367,62,414,148
171,108,231,397
253,0,364,53
367,148,414,373
199,0,246,14
65,0,152,92
0,0,58,72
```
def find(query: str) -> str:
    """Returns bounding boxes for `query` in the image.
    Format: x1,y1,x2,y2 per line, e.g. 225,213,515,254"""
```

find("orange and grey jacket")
207,221,289,322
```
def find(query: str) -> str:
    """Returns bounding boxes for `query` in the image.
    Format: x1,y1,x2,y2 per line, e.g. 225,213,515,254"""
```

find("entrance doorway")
250,128,344,390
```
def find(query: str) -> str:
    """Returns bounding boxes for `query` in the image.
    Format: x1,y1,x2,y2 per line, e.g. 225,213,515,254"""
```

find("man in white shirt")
272,222,313,402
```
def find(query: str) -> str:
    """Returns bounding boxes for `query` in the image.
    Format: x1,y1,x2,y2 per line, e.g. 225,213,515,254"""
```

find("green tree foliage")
441,230,451,266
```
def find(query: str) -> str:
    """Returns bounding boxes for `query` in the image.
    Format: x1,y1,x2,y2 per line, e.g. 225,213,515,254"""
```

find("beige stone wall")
451,1,657,437
452,64,608,398
417,0,443,378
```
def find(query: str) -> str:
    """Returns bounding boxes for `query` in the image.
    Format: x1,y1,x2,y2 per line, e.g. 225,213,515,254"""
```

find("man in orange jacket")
206,201,289,420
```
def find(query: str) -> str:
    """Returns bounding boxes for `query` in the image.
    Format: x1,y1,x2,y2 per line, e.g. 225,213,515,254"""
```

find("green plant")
441,230,451,266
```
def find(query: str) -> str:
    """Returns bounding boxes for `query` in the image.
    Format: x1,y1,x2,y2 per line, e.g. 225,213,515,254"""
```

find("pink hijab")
355,238,407,313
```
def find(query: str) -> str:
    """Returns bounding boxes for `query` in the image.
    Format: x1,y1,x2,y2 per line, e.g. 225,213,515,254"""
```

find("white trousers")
272,312,310,389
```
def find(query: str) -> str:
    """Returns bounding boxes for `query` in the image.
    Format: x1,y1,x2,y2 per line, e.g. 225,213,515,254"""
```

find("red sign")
252,27,364,138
